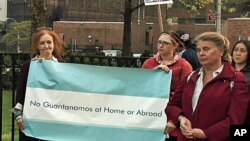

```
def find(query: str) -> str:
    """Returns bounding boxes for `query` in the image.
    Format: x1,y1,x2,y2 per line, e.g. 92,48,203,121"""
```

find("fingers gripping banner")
23,61,172,141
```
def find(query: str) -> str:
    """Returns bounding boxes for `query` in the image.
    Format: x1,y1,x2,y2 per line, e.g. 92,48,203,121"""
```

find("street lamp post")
6,17,21,53
216,0,221,33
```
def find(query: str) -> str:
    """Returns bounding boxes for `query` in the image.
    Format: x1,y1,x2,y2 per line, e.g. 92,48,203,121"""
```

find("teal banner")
23,61,172,141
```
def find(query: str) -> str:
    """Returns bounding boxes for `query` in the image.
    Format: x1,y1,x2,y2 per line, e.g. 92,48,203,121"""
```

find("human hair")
31,28,64,61
194,32,231,62
231,40,250,66
159,31,184,49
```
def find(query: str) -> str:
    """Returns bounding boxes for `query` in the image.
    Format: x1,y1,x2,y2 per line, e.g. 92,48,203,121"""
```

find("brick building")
222,18,250,45
53,18,250,54
6,0,250,54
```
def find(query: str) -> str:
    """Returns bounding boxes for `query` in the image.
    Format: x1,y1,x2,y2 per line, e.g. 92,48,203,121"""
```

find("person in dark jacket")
12,27,64,141
165,32,250,141
231,40,250,124
177,30,201,70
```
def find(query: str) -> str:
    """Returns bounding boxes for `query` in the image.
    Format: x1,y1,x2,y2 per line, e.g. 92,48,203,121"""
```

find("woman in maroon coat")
165,32,250,141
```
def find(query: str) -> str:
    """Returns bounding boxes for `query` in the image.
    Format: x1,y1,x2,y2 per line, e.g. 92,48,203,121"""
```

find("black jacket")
181,44,201,70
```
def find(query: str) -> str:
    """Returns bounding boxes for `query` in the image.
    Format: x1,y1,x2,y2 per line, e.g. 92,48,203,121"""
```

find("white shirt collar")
198,64,224,78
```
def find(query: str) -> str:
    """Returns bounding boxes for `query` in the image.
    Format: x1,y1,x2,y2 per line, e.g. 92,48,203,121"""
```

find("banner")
0,0,7,21
144,0,173,6
23,61,172,141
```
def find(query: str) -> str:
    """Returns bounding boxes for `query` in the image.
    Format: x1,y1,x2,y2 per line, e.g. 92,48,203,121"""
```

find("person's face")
38,34,54,57
196,40,223,66
157,34,177,56
233,43,248,65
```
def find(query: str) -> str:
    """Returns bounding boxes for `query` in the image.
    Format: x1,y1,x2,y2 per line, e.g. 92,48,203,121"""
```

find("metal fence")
0,53,149,141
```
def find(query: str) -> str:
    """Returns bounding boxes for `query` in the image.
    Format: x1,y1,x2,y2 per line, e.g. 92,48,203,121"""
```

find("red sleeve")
165,77,187,125
142,57,158,69
204,72,250,141
165,60,192,124
180,60,193,82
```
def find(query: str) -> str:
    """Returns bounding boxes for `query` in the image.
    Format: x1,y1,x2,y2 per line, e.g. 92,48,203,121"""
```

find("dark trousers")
165,136,177,141
19,130,46,141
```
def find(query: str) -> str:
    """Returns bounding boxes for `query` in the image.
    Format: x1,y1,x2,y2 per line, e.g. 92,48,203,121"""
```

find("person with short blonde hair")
165,32,249,141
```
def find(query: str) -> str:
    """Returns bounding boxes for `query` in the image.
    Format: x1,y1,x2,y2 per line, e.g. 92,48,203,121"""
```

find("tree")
31,0,47,34
121,0,235,56
122,0,144,56
0,21,31,53
178,0,236,13
0,0,47,53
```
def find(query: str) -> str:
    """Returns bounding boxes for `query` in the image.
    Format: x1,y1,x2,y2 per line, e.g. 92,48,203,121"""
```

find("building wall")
53,20,156,54
8,1,250,54
221,18,250,50
54,18,250,54
53,20,217,54
53,21,124,51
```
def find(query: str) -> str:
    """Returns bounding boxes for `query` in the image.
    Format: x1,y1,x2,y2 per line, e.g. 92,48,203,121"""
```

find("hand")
178,115,193,139
153,64,170,72
164,120,176,134
190,128,207,139
32,57,45,62
16,116,24,131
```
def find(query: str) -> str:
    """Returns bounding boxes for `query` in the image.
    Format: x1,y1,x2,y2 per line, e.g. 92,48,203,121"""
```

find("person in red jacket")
165,32,250,141
142,31,192,141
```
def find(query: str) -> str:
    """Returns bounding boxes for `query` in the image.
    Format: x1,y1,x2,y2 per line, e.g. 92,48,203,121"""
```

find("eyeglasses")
158,40,173,46
36,26,53,31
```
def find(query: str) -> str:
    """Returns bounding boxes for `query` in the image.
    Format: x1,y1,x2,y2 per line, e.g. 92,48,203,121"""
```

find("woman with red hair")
12,27,65,141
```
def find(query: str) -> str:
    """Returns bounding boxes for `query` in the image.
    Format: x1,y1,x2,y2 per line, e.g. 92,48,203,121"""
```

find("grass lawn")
2,90,19,141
